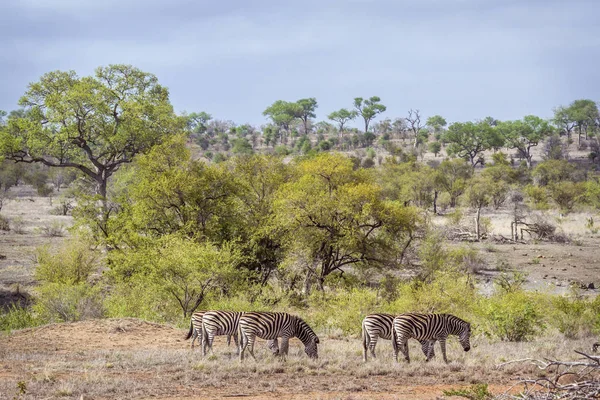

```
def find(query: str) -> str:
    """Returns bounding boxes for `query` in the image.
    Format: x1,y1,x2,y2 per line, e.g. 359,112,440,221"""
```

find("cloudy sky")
1,0,598,127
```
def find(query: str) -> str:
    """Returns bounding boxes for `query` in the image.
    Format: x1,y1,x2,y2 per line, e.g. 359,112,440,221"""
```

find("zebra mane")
293,316,318,343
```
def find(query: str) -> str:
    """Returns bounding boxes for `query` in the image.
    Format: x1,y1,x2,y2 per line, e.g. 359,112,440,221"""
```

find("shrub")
479,291,545,341
0,304,41,332
35,240,99,285
0,214,9,231
33,282,104,322
524,185,549,210
547,181,585,211
550,295,599,339
11,217,26,234
37,221,66,237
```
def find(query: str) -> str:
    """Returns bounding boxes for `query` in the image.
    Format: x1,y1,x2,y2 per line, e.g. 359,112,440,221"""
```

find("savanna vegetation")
1,64,599,357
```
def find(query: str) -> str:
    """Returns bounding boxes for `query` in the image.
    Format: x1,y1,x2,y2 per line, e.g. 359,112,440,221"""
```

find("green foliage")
479,291,545,341
547,181,585,211
328,108,357,134
533,160,576,186
550,295,600,338
0,304,40,332
353,96,386,133
428,141,441,156
107,236,245,318
444,121,500,166
306,288,380,336
443,384,493,400
34,240,98,285
524,184,550,210
497,116,553,168
33,282,104,323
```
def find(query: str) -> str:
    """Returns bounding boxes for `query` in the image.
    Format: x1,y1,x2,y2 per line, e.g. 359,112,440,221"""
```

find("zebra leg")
392,327,399,362
440,338,448,363
233,331,239,355
247,334,257,361
226,334,231,346
239,331,248,361
268,339,280,355
191,327,198,349
279,337,290,360
403,340,410,363
369,335,378,360
201,325,209,357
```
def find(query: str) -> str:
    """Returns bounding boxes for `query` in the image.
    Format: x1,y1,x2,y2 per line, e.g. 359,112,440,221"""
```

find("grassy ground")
0,318,596,399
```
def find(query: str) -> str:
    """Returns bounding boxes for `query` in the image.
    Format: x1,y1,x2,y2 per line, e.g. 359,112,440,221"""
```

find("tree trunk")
433,191,438,214
475,206,481,241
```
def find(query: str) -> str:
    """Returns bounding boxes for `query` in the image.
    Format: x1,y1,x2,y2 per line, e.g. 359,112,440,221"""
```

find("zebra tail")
391,322,398,355
361,319,369,360
184,319,193,340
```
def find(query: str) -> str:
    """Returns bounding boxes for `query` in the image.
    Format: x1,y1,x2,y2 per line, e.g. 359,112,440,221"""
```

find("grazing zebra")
593,342,599,352
201,311,279,357
239,312,319,361
362,313,435,362
392,313,471,363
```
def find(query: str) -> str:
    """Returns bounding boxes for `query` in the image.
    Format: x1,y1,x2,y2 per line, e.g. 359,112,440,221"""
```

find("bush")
11,217,26,234
547,181,585,211
0,304,41,332
479,291,545,341
550,295,599,339
37,221,66,237
0,214,9,231
33,282,104,322
35,240,99,285
524,185,550,210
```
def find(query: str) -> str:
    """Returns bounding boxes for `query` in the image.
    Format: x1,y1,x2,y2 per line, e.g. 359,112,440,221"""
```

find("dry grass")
0,318,597,399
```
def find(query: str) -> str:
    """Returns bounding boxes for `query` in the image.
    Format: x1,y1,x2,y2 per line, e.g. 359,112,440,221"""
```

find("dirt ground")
0,318,536,400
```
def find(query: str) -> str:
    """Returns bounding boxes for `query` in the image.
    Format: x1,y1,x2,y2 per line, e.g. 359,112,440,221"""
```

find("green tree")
263,100,303,142
296,98,318,134
465,177,492,240
426,115,447,141
328,108,358,137
498,116,553,168
109,235,243,318
428,141,442,157
275,153,419,292
186,111,212,135
444,121,501,167
434,159,473,207
353,96,386,134
0,65,182,238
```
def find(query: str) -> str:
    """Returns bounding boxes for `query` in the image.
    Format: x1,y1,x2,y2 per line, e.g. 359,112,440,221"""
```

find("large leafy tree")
498,116,553,168
296,98,318,135
553,99,599,144
274,153,419,292
444,121,501,167
353,96,386,134
0,65,182,236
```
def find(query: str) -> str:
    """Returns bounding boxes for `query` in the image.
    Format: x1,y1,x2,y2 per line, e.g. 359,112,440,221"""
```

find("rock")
589,283,595,290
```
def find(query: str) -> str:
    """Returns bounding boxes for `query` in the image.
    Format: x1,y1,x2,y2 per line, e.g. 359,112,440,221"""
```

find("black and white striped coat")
392,313,471,363
239,312,319,360
185,311,208,349
362,313,435,362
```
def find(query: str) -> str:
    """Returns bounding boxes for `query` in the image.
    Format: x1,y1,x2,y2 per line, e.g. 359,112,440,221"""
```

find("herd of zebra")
185,310,472,362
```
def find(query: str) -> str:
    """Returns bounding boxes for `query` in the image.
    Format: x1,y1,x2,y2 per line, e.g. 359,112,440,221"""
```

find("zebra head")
458,321,471,352
304,336,319,359
294,316,319,359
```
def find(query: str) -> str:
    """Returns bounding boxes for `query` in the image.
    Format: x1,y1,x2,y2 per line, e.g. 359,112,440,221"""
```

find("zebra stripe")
362,313,435,362
239,312,319,360
184,311,206,349
201,311,279,357
201,311,243,356
392,313,471,363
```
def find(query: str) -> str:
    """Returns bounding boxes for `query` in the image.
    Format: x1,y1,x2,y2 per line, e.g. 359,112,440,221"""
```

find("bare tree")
406,109,424,148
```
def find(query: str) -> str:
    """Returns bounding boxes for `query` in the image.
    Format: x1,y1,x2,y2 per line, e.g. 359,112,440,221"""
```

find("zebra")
239,312,319,361
362,313,436,362
392,313,471,363
184,311,208,349
201,310,279,357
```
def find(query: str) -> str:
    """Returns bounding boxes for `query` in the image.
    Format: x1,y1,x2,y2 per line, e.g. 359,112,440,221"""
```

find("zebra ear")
314,337,320,344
